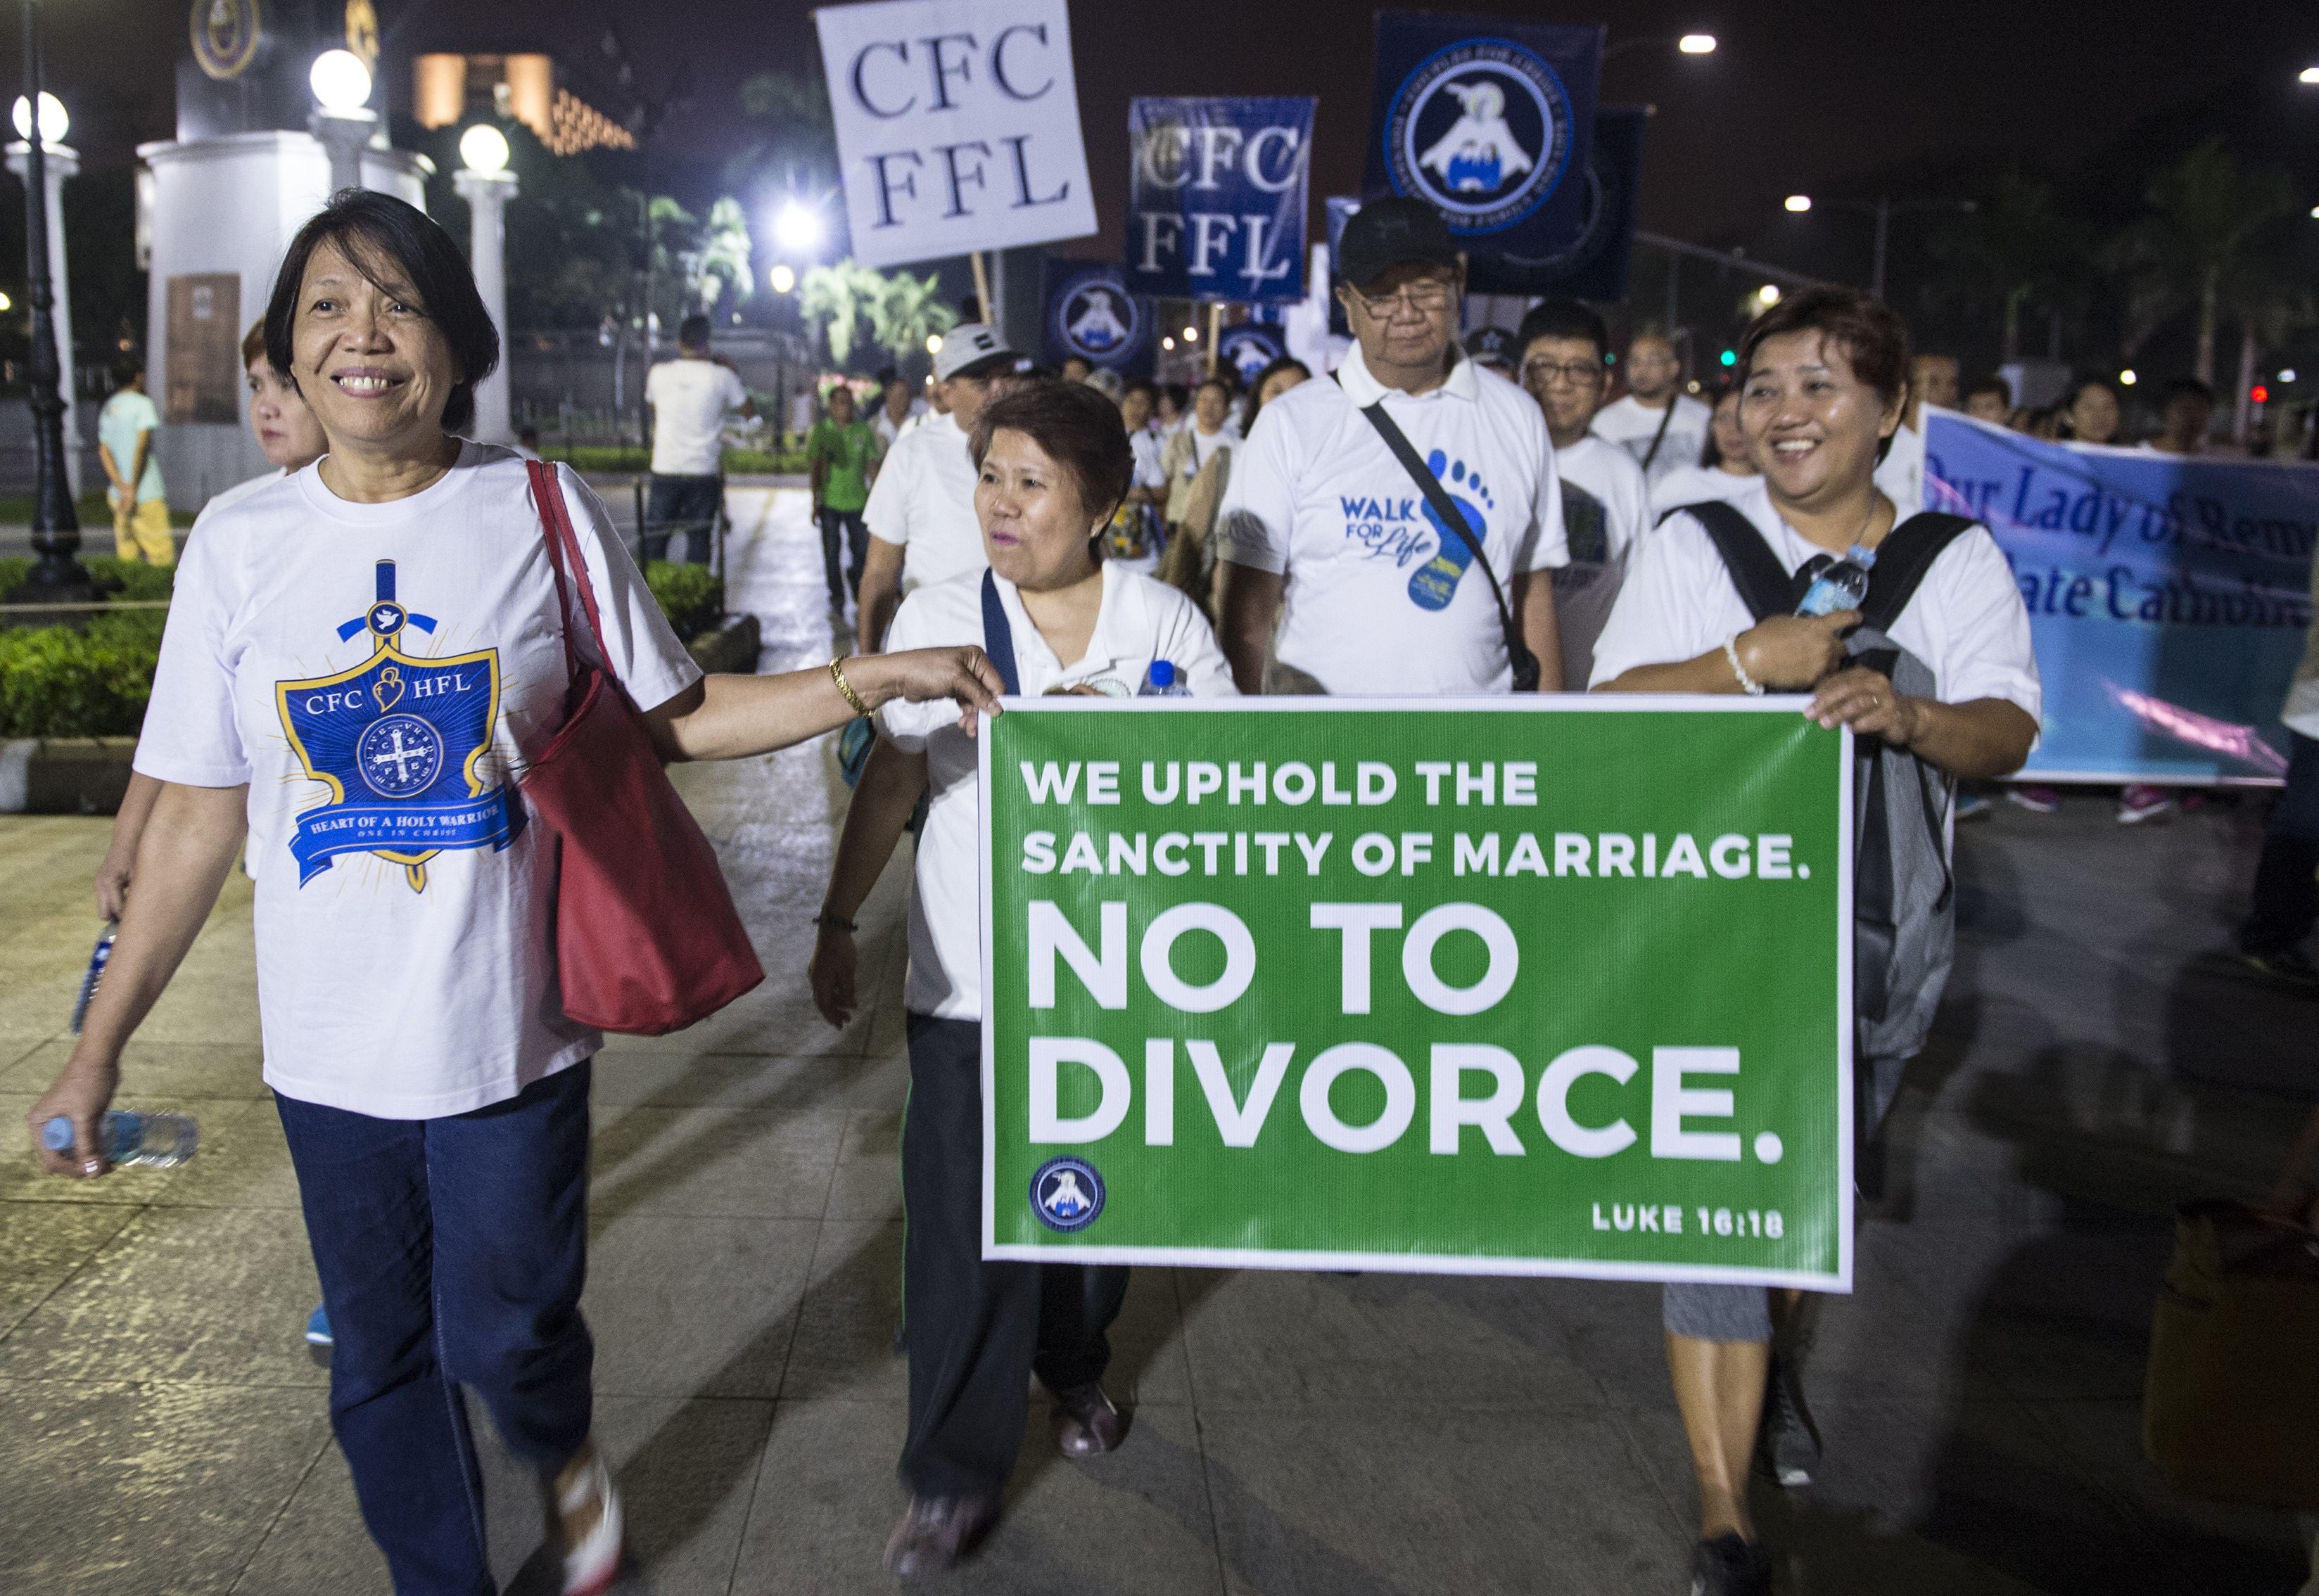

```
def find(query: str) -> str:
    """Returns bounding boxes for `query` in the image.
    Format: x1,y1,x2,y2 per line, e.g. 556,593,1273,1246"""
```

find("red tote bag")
518,460,764,1034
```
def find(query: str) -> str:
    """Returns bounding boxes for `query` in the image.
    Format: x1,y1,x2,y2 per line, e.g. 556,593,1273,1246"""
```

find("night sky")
9,0,2318,253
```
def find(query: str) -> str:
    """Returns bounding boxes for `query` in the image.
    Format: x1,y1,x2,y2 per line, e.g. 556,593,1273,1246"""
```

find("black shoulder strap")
980,569,1022,695
1682,499,1795,623
1861,512,1975,633
1639,396,1678,473
1354,398,1541,691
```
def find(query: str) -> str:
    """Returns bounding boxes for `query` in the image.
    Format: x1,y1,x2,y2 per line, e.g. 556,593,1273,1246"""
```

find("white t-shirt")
645,357,748,476
1876,420,1926,512
880,564,1238,1019
134,445,701,1118
1550,434,1651,693
191,466,288,533
1591,392,1713,484
1188,425,1233,476
1650,463,1760,523
863,411,985,594
872,402,925,454
1589,479,2042,729
1129,429,1166,492
1216,343,1566,694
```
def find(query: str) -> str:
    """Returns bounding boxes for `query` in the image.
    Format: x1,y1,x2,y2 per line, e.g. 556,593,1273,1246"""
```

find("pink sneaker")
2118,784,2174,824
557,1449,625,1595
2007,785,2060,814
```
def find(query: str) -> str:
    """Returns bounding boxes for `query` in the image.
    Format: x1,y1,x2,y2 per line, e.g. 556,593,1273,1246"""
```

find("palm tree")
799,261,884,364
869,270,958,365
2110,139,2301,385
1927,167,2092,362
693,198,754,317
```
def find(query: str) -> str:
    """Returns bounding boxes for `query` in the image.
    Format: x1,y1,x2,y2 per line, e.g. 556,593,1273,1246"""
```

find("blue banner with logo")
1041,260,1153,376
1215,322,1288,387
1923,411,2319,784
1126,97,1314,305
1363,11,1601,261
1466,105,1644,300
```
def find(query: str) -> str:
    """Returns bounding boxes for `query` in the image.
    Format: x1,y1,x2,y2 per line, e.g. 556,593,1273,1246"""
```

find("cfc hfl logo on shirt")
274,561,523,893
1337,449,1497,612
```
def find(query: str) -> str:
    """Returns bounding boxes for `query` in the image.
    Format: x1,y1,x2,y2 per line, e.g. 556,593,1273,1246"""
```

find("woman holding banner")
1594,288,2040,1596
810,378,1235,1576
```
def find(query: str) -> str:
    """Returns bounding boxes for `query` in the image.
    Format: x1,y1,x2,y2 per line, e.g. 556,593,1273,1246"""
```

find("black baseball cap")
1335,196,1460,290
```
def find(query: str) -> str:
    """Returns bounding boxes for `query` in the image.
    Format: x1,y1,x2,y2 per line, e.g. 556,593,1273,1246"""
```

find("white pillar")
6,139,81,497
310,110,376,194
454,166,518,444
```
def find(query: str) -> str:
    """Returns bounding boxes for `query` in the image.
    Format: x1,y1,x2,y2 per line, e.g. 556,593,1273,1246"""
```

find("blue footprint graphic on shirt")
1406,451,1496,611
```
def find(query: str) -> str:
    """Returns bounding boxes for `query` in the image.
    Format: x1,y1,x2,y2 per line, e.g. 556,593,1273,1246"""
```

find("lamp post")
1602,32,1717,62
308,49,376,194
10,0,89,606
6,87,77,499
1781,193,1976,300
452,125,517,444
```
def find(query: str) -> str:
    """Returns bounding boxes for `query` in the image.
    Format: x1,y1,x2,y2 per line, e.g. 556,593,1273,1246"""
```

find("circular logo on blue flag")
1385,39,1575,235
356,714,445,798
1053,276,1140,364
1217,325,1285,386
1029,1156,1106,1233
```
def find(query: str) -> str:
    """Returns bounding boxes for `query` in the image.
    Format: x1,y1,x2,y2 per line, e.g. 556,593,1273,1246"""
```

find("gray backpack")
1682,503,1974,1080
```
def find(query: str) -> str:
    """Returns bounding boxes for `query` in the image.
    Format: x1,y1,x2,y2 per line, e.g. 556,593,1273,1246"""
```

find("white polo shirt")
1550,434,1651,692
1589,478,2042,729
644,357,748,476
1591,392,1713,483
863,411,984,593
1649,462,1760,522
1876,419,1927,511
1215,343,1565,695
879,564,1237,1020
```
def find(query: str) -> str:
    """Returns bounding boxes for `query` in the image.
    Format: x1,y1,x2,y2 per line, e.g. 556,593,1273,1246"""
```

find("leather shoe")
884,1493,999,1576
1049,1381,1126,1457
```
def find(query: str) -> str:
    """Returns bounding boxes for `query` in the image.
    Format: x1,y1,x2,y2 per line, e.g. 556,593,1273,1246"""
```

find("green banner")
979,698,1855,1289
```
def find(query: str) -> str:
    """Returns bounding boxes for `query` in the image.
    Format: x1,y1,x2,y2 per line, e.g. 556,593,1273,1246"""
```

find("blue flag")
1924,411,2318,784
1041,261,1153,376
1362,12,1601,262
1125,97,1314,305
1466,106,1645,300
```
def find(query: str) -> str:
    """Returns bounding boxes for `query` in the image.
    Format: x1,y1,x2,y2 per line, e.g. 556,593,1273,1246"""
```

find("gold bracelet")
829,656,871,718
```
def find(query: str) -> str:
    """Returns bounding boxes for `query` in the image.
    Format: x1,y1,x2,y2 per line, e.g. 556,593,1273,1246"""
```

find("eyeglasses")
1522,359,1606,388
1351,280,1455,318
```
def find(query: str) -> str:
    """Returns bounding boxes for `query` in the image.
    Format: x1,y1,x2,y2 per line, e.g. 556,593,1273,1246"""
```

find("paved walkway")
1,487,2312,1595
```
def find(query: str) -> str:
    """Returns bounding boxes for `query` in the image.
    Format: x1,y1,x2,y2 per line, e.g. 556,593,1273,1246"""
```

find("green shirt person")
808,385,882,611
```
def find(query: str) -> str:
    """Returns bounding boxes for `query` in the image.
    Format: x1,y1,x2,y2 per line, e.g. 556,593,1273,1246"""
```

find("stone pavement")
1,485,2313,1595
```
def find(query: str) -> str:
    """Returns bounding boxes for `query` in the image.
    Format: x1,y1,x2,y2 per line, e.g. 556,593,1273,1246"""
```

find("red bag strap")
527,459,611,682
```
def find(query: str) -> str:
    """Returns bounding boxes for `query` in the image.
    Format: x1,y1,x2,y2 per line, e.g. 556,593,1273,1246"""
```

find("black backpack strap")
980,569,1022,695
1679,499,1796,623
1860,512,1976,633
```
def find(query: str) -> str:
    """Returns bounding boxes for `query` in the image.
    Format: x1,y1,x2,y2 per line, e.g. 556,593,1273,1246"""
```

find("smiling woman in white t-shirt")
24,191,999,1596
809,380,1233,1577
1592,288,2040,1596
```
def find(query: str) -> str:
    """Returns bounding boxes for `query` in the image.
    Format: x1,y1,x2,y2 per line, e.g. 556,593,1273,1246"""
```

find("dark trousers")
644,473,722,564
818,506,869,604
2242,729,2319,953
901,1015,1129,1498
277,1062,596,1596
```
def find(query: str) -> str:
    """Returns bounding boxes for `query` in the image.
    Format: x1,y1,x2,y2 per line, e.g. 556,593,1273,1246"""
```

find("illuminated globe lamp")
768,264,796,295
308,47,378,195
5,89,83,497
453,125,520,444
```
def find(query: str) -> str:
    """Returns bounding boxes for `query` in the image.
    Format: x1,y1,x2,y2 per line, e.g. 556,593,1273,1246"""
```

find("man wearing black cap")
857,323,1022,649
1214,196,1565,694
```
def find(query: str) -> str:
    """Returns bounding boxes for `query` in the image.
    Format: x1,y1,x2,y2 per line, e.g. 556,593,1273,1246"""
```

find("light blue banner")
1923,411,2318,784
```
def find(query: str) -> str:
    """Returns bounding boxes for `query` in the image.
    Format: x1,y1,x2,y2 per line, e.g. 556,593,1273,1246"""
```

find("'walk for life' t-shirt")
1589,478,2042,734
645,357,749,476
863,409,985,594
1549,433,1651,692
1591,392,1713,485
880,563,1236,1021
1215,343,1566,694
134,444,701,1118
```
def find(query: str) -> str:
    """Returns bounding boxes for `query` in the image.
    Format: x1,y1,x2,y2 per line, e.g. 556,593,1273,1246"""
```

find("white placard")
815,0,1098,269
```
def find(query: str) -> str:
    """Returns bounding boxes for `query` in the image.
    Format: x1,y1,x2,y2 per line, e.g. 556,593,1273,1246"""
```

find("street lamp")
1603,32,1717,62
768,263,796,294
8,0,88,605
452,125,518,443
308,48,375,195
775,200,824,255
1780,193,1975,300
6,84,78,497
2300,66,2319,85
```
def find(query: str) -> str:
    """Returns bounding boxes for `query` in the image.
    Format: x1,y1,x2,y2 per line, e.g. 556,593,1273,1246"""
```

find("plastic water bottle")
41,1110,200,1169
1797,544,1875,617
70,922,115,1036
1137,660,1193,698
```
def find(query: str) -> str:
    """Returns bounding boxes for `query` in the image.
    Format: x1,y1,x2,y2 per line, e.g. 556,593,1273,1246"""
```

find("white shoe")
557,1448,625,1596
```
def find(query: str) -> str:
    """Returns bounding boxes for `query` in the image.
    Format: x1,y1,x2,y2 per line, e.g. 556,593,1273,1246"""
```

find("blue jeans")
277,1061,596,1596
644,473,722,564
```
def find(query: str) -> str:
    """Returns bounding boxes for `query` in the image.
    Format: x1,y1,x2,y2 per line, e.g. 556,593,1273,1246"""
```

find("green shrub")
0,609,166,736
644,561,724,642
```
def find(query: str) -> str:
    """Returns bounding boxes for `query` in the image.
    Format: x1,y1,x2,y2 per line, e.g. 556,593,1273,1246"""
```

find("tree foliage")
2109,139,2303,383
799,261,958,368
